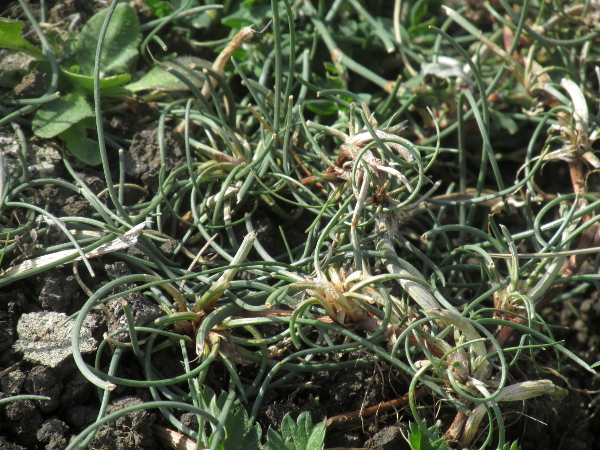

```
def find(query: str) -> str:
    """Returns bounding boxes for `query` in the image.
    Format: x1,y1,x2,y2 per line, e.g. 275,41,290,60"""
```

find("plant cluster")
1,0,599,449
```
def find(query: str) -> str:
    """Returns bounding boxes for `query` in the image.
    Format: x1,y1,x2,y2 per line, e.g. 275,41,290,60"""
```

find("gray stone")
13,312,97,368
364,423,411,450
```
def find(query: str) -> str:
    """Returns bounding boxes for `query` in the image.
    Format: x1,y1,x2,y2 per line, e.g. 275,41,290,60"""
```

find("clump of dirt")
88,397,157,450
34,269,84,312
124,127,184,193
13,71,46,99
104,261,164,340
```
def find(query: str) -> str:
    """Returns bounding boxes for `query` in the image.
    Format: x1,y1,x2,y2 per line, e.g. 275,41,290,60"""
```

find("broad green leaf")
32,91,94,138
189,11,214,29
281,411,325,450
306,100,339,115
61,69,131,92
125,56,209,92
0,19,43,58
60,119,101,166
408,422,446,450
164,0,215,29
263,412,325,450
33,59,131,95
221,0,271,29
146,0,173,18
199,387,261,450
261,428,287,450
221,16,255,29
220,407,261,450
304,417,326,450
64,3,141,77
281,414,304,450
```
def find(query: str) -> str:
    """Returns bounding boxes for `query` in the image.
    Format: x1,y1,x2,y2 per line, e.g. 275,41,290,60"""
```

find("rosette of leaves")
0,3,141,164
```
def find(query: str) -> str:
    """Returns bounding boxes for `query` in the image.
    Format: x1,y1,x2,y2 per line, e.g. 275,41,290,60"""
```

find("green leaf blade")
60,120,101,166
66,3,141,78
0,19,43,58
125,56,209,93
32,91,94,138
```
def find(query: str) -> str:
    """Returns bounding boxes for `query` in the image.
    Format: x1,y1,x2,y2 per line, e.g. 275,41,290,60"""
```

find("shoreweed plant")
1,0,600,449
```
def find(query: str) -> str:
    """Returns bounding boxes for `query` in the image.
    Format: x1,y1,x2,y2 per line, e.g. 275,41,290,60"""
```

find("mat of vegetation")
1,1,599,449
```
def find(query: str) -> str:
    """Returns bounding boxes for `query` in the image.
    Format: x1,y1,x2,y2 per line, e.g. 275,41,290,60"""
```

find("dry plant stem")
541,366,600,395
0,222,146,282
201,26,257,99
153,425,203,450
325,386,428,431
0,360,24,379
569,159,587,204
445,410,468,444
